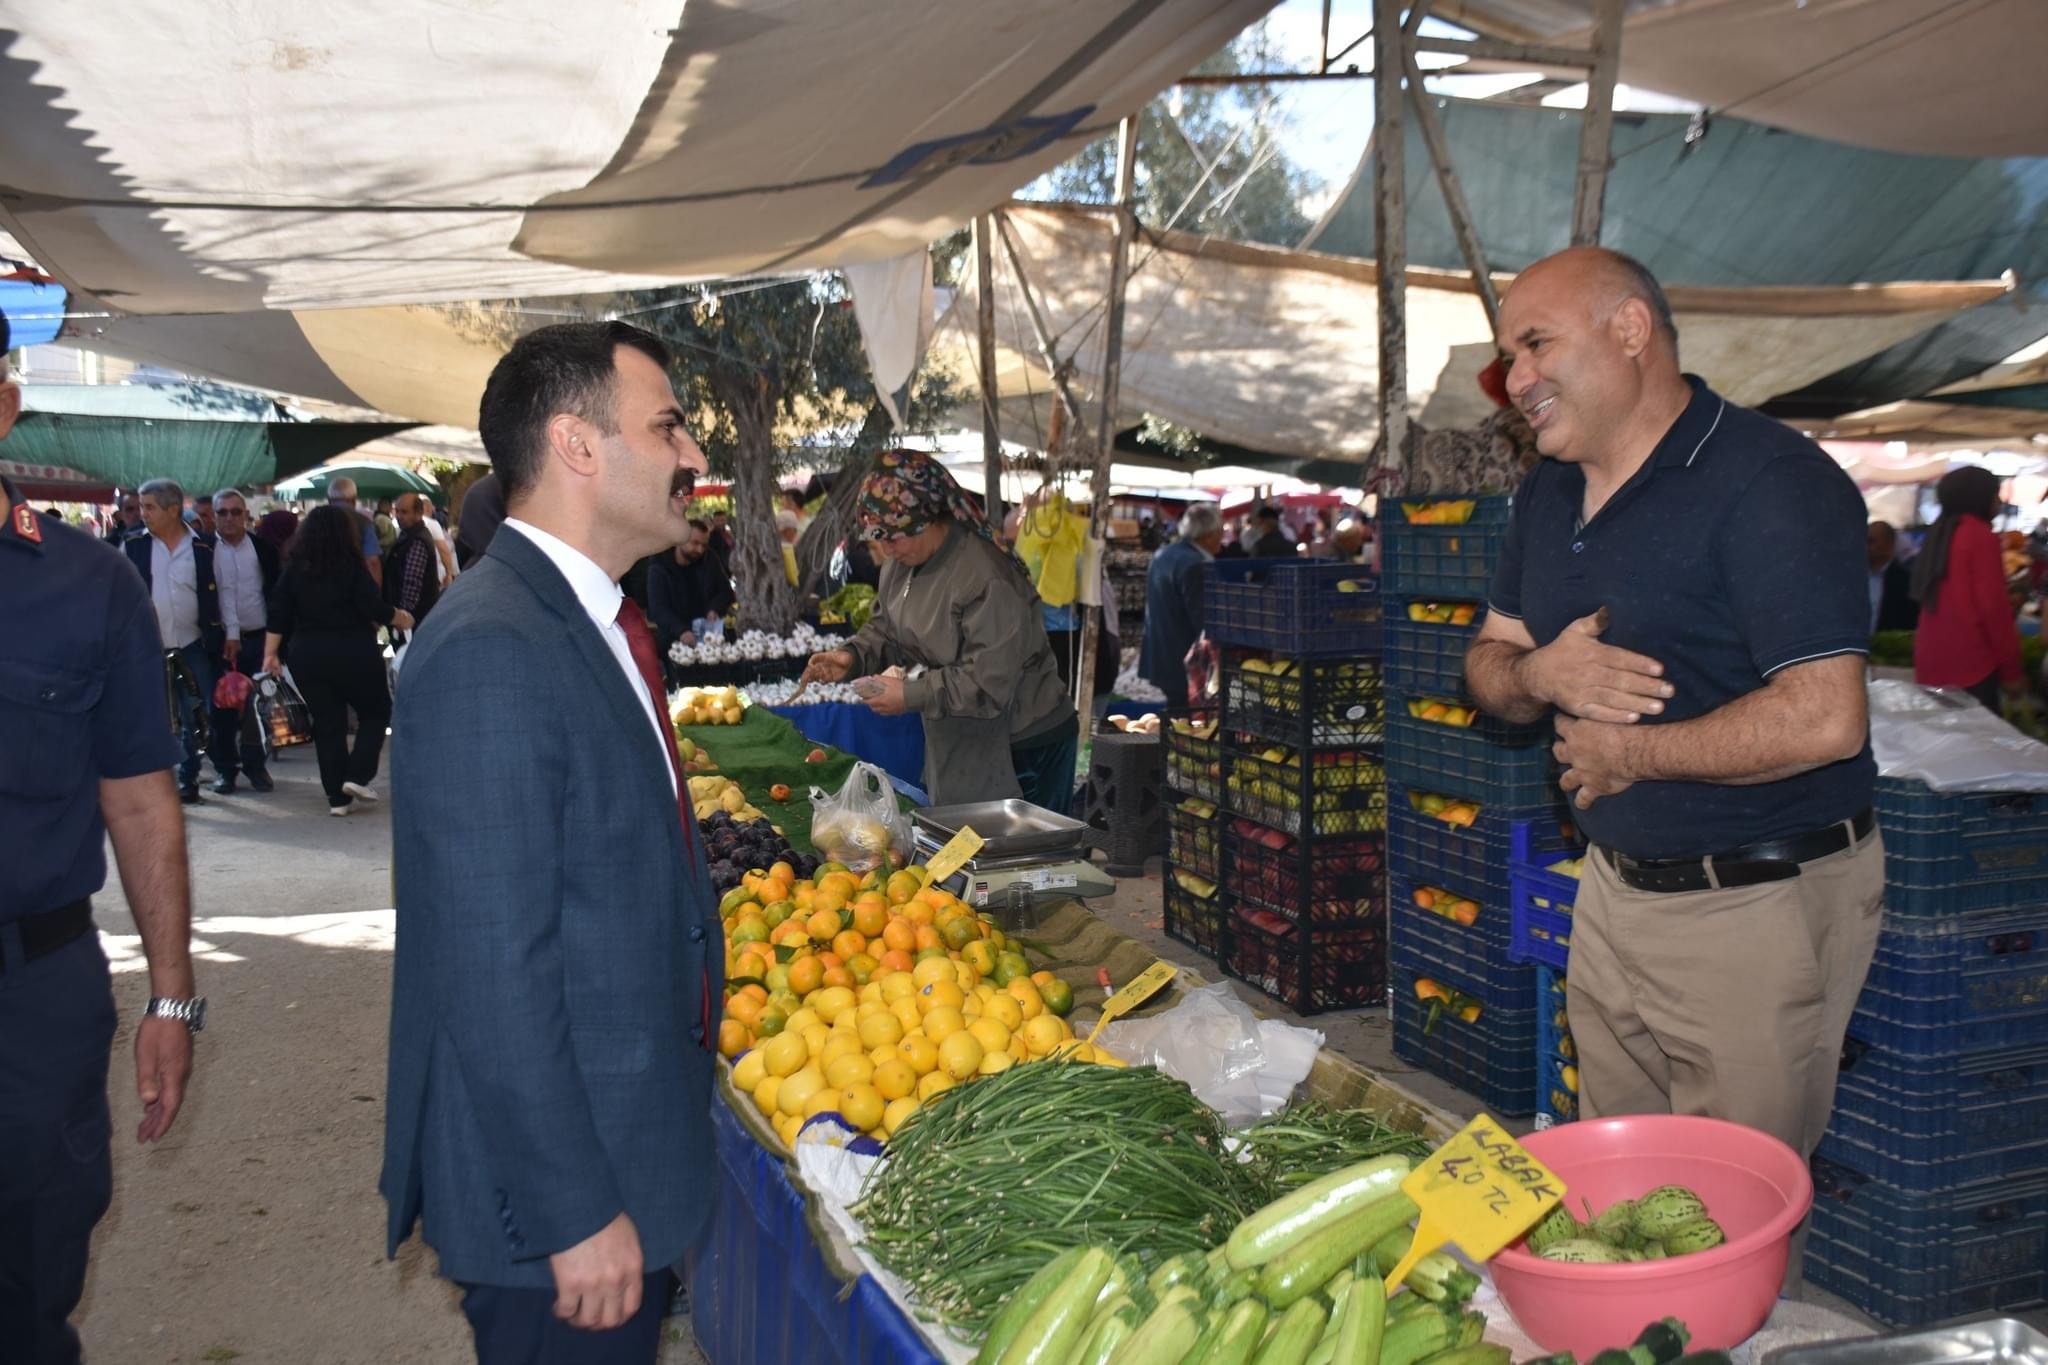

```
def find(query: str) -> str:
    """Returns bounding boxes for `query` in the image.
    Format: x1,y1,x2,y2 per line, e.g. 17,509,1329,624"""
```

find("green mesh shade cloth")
4,412,417,492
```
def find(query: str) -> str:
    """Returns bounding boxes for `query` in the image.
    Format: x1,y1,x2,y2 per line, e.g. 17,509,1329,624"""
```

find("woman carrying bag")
261,505,413,815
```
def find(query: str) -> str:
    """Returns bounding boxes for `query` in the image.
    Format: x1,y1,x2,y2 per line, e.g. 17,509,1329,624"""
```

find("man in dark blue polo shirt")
1464,248,1881,1175
0,318,204,1362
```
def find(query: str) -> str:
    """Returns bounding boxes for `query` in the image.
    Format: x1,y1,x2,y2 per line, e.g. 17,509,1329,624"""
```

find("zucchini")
1074,1297,1140,1365
1200,1297,1271,1365
1376,1303,1456,1365
1255,1194,1420,1310
1634,1318,1692,1365
1330,1264,1385,1365
999,1245,1116,1365
1107,1284,1204,1365
1250,1297,1329,1365
1305,1339,1339,1365
1227,1156,1413,1268
1414,1347,1510,1365
1210,1268,1258,1309
976,1247,1086,1364
1146,1251,1207,1302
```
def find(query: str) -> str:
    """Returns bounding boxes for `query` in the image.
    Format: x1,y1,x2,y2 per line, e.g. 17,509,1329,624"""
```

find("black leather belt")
0,898,94,972
1602,808,1874,894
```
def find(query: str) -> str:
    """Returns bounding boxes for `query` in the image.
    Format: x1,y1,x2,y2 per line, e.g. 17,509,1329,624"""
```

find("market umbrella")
274,462,440,501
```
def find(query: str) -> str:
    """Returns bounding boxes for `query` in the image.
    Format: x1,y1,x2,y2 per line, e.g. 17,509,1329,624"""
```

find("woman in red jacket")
1913,466,2023,710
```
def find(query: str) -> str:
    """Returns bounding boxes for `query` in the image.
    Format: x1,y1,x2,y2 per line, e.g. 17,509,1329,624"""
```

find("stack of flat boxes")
1805,778,2048,1324
1199,558,1388,1014
1379,496,1572,1115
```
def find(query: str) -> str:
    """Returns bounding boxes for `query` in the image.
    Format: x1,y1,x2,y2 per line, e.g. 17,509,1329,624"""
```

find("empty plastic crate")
1221,649,1384,749
1223,903,1386,1015
1223,736,1387,839
1384,700,1555,809
1387,781,1577,908
1381,606,1481,699
1534,963,1577,1128
1391,981,1536,1117
1876,777,2048,917
1823,1033,2048,1188
1806,1151,2048,1327
1162,876,1229,959
1379,496,1511,600
1508,820,1586,970
1389,898,1536,1012
1163,706,1224,803
1850,905,2048,1055
1225,825,1386,928
1203,559,1383,657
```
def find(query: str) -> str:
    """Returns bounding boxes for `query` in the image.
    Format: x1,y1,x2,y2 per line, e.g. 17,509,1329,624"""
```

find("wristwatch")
145,996,208,1035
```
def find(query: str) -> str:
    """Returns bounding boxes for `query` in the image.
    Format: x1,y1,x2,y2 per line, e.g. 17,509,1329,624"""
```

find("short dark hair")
477,320,672,502
687,517,710,532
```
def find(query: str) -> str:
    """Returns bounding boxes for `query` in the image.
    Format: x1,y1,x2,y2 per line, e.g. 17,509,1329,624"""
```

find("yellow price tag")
1084,960,1177,1046
1384,1113,1566,1295
921,826,984,885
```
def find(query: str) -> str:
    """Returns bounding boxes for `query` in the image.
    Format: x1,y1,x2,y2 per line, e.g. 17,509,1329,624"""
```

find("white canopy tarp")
937,203,2010,462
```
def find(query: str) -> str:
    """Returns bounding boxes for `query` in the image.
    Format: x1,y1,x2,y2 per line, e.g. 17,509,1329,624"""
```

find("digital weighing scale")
911,799,1117,926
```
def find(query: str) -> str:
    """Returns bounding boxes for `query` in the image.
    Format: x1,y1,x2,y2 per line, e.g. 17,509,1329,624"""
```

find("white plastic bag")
809,761,914,872
1097,982,1323,1127
1867,678,2048,792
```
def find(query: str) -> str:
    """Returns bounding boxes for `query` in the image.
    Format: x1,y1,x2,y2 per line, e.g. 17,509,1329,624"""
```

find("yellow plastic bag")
1014,494,1088,607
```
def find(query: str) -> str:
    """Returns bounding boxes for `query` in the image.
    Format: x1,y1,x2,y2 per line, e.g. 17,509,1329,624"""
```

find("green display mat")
676,704,912,854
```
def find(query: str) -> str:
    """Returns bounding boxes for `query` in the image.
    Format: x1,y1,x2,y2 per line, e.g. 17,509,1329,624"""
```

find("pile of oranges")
717,860,1111,1148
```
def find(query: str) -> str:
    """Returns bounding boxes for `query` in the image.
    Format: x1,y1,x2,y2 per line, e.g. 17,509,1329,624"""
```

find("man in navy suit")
126,479,225,804
382,321,718,1364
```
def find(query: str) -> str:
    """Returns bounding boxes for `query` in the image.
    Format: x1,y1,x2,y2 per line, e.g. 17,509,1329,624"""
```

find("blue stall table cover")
764,704,926,792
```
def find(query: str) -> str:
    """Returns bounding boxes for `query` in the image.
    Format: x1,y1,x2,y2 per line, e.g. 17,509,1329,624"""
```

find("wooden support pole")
1401,45,1499,334
1571,0,1624,246
1074,117,1139,736
972,214,1004,530
1372,0,1410,483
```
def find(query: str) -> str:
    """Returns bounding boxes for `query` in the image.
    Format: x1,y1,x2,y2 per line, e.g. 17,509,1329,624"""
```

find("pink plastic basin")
1488,1115,1812,1355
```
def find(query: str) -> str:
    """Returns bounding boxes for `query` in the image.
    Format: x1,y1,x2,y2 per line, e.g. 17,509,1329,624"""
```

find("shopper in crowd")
0,331,202,1365
189,492,216,540
207,489,278,794
1140,502,1225,707
104,489,146,546
382,493,443,634
1245,503,1295,557
1867,520,1918,634
254,505,299,557
326,475,384,588
1911,466,2023,710
1214,516,1250,560
779,485,808,532
646,517,738,662
261,505,410,815
1463,247,1880,1220
801,448,1077,809
126,479,224,805
372,496,399,553
384,320,718,1360
415,495,458,585
453,470,505,568
1323,517,1372,566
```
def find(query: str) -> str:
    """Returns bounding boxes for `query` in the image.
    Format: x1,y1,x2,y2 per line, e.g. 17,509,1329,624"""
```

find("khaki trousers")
1568,829,1884,1157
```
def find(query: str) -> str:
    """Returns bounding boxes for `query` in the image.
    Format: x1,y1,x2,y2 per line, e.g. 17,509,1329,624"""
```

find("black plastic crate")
1388,899,1537,1012
1850,906,2048,1055
1806,1153,2048,1327
1203,559,1383,657
1166,796,1223,880
1224,824,1385,928
1390,981,1536,1117
1877,777,2048,918
1379,496,1512,600
1162,875,1229,959
1221,648,1384,749
1223,736,1388,839
1387,781,1577,908
1824,1034,2048,1187
1384,696,1556,809
1222,904,1385,1015
1381,605,1482,699
1163,707,1224,803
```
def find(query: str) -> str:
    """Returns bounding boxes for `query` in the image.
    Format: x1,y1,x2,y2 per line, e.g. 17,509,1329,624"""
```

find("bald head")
396,492,428,530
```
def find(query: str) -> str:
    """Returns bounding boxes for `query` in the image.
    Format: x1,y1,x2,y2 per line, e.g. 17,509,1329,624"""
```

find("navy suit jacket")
380,525,723,1289
123,532,225,656
1139,538,1207,706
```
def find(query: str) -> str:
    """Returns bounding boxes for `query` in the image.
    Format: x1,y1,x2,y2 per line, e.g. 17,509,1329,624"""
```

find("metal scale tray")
912,798,1088,861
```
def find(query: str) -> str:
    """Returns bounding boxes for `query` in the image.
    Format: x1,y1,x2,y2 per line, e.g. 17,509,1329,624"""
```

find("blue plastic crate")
1876,776,2048,917
1848,906,2048,1056
1388,898,1536,1011
1379,496,1512,599
1391,983,1536,1117
1384,699,1556,809
1221,649,1384,749
1388,870,1508,951
1223,904,1385,1015
1381,609,1481,699
1825,1034,2048,1188
1204,559,1383,657
1806,1152,2048,1327
1534,963,1577,1127
1508,821,1584,969
1387,781,1578,908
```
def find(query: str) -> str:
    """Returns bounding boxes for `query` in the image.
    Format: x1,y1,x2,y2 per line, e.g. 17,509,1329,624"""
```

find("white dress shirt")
423,516,456,583
150,530,201,649
215,533,267,637
501,520,674,793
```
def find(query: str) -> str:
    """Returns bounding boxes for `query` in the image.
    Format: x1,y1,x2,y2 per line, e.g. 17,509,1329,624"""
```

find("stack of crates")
1201,559,1388,1014
1380,495,1571,1114
1806,777,2048,1325
1508,822,1587,1127
1162,705,1228,958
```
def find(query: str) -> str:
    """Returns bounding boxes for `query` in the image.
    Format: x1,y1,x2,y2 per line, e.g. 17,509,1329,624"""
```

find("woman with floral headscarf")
800,449,1076,808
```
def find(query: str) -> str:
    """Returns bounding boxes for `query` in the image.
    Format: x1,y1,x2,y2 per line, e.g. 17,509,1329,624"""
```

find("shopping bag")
808,761,913,873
